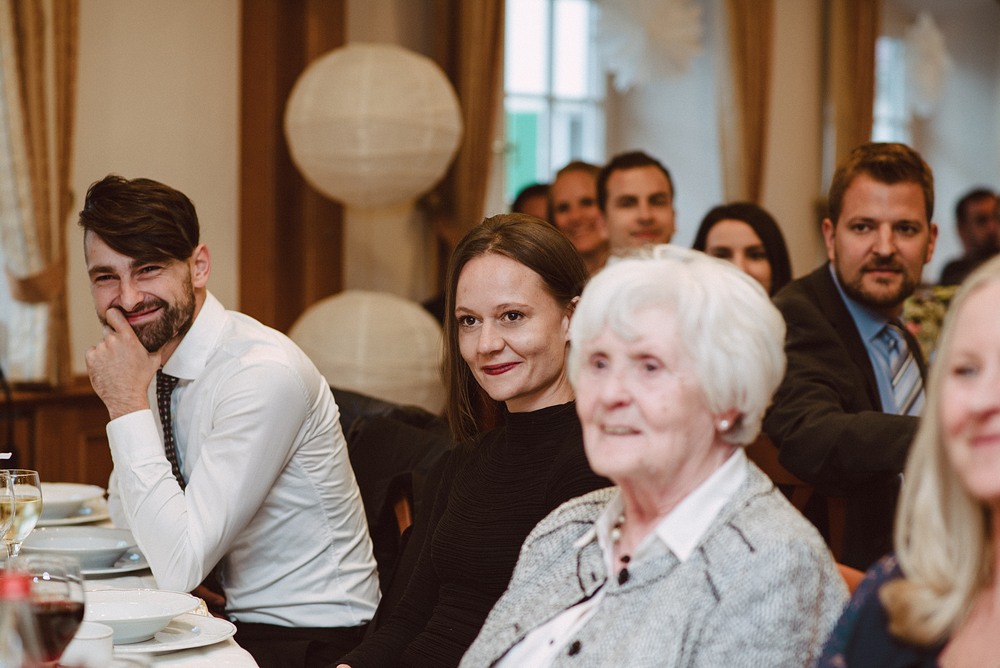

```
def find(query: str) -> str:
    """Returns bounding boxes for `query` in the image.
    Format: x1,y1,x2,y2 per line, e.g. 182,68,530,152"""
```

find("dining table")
83,568,259,667
63,503,260,667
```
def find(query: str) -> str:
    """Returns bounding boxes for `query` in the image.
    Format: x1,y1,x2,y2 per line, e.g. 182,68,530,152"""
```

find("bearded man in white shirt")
81,174,380,667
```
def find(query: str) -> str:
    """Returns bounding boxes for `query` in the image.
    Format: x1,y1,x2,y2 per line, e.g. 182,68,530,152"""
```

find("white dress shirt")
496,448,748,667
107,292,380,627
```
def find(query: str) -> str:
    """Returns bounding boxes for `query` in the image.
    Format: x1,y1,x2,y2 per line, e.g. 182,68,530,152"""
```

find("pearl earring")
718,419,731,431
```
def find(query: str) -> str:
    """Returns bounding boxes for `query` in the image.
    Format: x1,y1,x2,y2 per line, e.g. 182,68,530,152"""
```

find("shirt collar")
160,291,225,381
828,264,891,345
578,448,748,563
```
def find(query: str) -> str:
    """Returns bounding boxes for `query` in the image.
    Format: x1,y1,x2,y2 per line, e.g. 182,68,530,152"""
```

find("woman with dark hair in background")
692,202,792,295
337,214,609,668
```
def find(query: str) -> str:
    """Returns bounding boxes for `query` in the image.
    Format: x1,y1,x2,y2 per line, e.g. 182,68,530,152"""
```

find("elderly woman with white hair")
461,246,847,667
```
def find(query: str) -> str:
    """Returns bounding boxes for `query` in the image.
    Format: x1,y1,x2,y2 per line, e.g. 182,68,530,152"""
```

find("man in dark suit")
764,143,938,570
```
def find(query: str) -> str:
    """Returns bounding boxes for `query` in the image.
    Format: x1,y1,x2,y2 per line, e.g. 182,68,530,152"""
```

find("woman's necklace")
611,514,631,584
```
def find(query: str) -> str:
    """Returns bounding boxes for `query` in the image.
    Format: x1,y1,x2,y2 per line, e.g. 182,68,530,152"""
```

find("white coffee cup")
61,620,114,668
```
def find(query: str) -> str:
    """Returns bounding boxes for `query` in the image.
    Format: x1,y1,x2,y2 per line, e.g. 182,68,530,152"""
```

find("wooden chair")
836,563,865,594
746,434,848,563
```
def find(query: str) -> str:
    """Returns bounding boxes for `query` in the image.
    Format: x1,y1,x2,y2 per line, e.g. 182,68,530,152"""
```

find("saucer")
82,548,150,577
114,613,236,655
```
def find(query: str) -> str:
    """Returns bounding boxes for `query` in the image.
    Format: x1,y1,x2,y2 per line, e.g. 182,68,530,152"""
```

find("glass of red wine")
19,554,86,666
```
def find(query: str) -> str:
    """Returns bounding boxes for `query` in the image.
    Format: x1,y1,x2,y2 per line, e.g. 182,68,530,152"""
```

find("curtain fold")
0,0,78,384
428,0,505,249
825,0,879,171
718,0,773,203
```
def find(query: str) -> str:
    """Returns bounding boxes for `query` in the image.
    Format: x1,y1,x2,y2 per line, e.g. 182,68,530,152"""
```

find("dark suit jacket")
763,264,921,570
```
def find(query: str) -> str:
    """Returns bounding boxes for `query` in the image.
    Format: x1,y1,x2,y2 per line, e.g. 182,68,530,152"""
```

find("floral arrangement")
902,284,958,361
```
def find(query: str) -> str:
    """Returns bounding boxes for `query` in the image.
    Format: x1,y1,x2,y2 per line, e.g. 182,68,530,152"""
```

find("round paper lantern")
284,43,463,209
288,290,446,415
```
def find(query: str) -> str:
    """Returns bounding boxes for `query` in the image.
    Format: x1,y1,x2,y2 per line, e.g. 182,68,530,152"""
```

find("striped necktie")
156,370,186,488
878,321,923,416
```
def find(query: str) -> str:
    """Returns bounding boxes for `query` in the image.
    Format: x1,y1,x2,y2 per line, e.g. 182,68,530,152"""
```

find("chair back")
746,434,848,562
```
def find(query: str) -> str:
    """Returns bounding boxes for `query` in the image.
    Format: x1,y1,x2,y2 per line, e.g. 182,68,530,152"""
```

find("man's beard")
837,257,916,311
105,280,195,352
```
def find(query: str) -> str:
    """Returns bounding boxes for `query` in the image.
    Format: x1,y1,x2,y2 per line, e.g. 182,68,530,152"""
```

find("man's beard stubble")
102,280,196,353
837,258,917,312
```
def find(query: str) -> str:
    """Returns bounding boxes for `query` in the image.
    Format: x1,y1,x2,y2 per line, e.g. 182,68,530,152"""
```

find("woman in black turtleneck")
336,214,610,668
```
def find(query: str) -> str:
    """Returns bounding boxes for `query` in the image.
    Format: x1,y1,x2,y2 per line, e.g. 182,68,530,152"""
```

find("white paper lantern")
288,290,446,414
284,43,463,209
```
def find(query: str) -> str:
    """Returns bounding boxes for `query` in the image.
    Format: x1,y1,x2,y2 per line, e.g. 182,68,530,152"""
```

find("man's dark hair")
78,174,200,262
597,151,674,212
827,143,934,225
511,182,549,215
954,187,996,227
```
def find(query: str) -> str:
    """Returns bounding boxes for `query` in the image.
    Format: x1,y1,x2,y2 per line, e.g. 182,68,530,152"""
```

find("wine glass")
0,471,15,556
18,554,86,666
3,469,42,558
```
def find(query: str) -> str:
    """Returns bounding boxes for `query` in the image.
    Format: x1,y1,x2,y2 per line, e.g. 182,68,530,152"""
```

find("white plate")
82,548,150,577
37,497,111,527
114,613,236,655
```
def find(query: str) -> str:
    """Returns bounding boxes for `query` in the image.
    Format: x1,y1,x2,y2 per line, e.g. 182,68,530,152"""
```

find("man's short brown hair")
78,174,200,263
827,143,934,225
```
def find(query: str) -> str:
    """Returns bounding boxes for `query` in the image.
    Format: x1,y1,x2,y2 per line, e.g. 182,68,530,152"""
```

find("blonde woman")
819,254,1000,667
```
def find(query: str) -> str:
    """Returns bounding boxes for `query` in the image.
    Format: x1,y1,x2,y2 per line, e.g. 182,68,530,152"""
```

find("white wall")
606,0,827,277
889,0,1000,281
69,0,240,376
604,0,724,249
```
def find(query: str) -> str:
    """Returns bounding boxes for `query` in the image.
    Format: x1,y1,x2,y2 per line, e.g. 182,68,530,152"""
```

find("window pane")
551,99,603,170
872,36,910,143
506,0,550,95
505,97,550,202
552,0,591,98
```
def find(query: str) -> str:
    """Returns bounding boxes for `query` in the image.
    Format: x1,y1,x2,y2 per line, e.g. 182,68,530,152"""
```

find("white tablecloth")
84,572,259,667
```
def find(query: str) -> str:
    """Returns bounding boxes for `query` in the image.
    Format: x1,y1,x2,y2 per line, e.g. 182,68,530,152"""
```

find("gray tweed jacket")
460,463,847,667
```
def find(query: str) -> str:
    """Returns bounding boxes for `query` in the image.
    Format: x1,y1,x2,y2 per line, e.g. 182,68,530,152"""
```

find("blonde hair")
881,254,1000,645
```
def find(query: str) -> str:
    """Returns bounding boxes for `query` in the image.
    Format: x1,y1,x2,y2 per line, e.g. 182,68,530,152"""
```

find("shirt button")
568,640,582,656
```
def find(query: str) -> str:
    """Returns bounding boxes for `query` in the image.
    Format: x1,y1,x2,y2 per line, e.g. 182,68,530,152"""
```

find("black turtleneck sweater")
340,401,610,667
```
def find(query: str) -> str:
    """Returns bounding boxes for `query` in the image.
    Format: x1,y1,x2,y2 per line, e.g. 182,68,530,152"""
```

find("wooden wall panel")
239,0,347,332
9,381,112,488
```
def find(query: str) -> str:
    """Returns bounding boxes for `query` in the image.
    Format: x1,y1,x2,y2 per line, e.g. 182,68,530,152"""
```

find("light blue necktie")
878,322,923,416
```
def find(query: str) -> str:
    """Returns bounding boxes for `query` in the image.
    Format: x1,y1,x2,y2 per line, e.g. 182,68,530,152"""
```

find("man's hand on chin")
86,308,162,420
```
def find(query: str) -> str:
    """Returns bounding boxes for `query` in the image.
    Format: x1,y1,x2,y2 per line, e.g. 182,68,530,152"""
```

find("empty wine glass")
3,469,42,558
18,554,86,666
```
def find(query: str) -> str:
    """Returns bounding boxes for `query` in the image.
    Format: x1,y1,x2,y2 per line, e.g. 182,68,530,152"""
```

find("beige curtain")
824,0,879,177
0,0,77,385
718,0,773,203
426,0,505,250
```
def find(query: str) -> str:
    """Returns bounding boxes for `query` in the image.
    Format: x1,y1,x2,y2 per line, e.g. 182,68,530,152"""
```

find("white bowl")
40,483,106,520
20,527,136,569
84,589,201,644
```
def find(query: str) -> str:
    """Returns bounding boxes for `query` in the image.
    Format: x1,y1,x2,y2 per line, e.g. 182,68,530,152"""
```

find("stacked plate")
20,526,136,569
85,589,237,654
20,526,149,577
38,483,111,527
